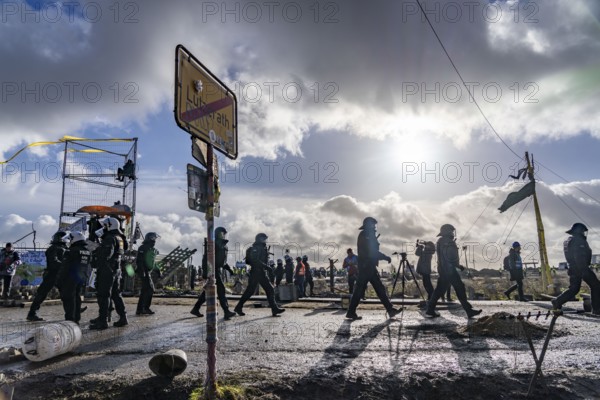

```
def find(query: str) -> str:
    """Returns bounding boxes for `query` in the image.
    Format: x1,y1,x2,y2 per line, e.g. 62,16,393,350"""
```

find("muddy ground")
1,298,599,399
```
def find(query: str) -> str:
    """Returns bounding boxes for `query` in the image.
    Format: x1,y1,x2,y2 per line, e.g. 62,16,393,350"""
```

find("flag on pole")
498,181,535,213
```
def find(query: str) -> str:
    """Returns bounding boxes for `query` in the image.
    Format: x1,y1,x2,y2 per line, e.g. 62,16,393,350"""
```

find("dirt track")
1,298,599,399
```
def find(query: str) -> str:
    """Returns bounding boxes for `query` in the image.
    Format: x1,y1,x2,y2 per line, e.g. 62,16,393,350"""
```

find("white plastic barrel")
22,321,82,362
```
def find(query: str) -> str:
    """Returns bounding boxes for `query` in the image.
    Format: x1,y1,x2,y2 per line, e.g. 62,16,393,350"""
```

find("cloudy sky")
1,0,600,270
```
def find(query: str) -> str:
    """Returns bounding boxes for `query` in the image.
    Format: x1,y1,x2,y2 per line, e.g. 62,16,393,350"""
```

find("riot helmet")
437,224,456,237
102,217,120,232
69,231,86,244
215,227,228,240
145,232,161,242
255,233,268,244
359,217,377,230
566,222,588,236
51,231,69,244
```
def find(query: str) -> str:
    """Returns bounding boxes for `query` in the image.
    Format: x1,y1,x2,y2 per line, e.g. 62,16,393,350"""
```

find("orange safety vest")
296,262,305,276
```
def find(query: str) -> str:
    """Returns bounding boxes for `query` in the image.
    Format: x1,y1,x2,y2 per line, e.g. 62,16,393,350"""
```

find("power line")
459,175,512,241
553,192,599,236
535,159,600,207
415,0,600,237
415,0,523,161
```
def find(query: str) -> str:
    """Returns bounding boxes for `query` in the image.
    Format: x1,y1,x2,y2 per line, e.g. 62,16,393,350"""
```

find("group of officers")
189,229,286,319
26,217,161,330
24,216,600,327
396,219,599,318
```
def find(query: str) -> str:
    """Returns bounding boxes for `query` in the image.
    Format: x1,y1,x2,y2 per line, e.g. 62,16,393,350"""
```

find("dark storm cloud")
1,0,599,160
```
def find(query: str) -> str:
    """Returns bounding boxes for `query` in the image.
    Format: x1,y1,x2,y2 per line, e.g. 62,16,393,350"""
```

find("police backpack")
503,255,511,271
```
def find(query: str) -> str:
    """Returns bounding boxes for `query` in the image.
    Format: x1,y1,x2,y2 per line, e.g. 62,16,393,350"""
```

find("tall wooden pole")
525,152,553,294
204,144,217,398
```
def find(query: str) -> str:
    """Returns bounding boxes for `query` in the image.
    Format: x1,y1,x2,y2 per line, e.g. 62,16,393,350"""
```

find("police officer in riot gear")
90,217,128,330
416,240,436,300
27,231,70,321
284,255,294,284
191,227,237,320
275,259,285,286
234,233,285,317
58,231,91,323
552,223,600,314
136,232,160,315
503,242,527,301
346,217,402,320
425,224,482,319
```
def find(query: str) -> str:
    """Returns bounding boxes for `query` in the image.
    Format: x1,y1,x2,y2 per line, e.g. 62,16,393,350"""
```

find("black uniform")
275,261,284,286
28,242,67,316
58,240,91,322
504,248,525,300
416,242,436,300
554,235,600,313
284,257,294,284
347,228,395,315
190,265,197,290
426,235,478,316
192,238,235,316
92,230,126,327
304,261,314,296
136,241,158,314
235,242,281,315
87,217,102,243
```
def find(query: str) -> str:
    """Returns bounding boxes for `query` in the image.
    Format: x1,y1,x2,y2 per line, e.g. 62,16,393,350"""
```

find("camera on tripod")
390,251,424,300
392,251,408,260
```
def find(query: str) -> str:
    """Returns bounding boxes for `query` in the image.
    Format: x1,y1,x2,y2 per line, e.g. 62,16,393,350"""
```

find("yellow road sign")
175,45,238,159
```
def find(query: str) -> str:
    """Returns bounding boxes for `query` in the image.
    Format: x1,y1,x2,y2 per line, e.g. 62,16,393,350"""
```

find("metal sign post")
205,143,217,396
175,44,238,398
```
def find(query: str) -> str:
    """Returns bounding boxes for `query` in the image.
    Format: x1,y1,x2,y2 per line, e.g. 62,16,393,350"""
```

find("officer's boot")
223,308,236,320
269,298,285,317
190,304,204,317
90,297,110,330
113,313,128,327
90,319,108,330
234,304,245,316
26,311,44,322
107,304,114,323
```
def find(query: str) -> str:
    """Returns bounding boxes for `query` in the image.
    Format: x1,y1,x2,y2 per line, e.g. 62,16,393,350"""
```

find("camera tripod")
390,252,425,301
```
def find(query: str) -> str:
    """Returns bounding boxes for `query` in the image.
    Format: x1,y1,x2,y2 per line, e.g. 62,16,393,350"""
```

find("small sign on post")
187,164,220,217
175,44,238,160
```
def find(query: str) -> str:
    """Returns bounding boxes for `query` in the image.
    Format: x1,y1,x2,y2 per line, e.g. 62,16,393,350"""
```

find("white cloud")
1,0,600,161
